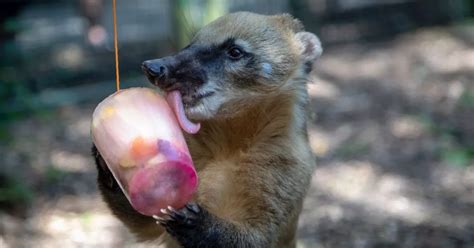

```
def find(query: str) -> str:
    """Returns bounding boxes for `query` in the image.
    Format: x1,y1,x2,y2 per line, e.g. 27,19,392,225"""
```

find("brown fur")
187,94,315,247
94,12,321,248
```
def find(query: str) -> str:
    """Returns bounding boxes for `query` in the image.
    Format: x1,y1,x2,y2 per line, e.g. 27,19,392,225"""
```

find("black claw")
156,219,167,226
153,203,212,247
185,203,201,214
168,208,186,222
155,203,204,241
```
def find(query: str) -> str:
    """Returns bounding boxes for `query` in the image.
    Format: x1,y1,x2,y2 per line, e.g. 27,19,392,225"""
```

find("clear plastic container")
91,88,198,216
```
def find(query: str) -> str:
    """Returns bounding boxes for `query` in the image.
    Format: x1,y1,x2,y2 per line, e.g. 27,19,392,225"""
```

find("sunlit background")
1,0,474,247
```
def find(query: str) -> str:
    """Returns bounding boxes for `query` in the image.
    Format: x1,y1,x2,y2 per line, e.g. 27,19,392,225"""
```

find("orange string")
113,0,120,91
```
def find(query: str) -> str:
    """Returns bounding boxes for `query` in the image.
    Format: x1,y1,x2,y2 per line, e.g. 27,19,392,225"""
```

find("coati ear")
295,32,323,64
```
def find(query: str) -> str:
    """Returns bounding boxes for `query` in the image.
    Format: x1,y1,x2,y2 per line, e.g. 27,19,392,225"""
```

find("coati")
92,12,322,248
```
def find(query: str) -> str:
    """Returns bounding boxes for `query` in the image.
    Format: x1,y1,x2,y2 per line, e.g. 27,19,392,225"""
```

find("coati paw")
153,203,203,236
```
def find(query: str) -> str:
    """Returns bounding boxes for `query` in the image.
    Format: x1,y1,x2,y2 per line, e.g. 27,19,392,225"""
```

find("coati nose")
142,59,169,81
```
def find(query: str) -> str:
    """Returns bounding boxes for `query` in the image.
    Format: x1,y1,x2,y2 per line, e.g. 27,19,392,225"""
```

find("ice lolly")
91,87,198,216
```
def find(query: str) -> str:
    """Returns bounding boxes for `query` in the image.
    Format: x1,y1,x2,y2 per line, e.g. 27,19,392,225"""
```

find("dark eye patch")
187,37,254,73
218,38,236,50
197,46,215,58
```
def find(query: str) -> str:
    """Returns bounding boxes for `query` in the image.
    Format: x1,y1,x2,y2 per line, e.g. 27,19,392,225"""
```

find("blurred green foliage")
442,147,474,167
173,0,228,48
0,21,36,121
336,140,371,159
45,166,67,184
0,175,34,206
459,90,474,108
80,212,94,226
419,114,474,167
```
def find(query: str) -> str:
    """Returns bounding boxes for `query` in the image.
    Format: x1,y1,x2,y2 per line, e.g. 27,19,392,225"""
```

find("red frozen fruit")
129,161,198,216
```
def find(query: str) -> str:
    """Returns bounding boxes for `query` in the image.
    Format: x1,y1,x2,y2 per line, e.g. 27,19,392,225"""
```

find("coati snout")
142,12,322,121
142,48,210,109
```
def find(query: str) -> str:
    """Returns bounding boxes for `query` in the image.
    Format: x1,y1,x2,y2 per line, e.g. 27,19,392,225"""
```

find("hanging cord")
113,0,120,91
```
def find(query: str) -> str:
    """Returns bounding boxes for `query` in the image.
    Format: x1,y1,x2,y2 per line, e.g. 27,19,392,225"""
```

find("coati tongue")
166,91,201,134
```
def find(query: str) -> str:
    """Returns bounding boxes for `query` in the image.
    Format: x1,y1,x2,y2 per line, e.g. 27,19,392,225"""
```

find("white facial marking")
184,80,225,120
186,94,224,120
234,39,253,53
262,63,273,78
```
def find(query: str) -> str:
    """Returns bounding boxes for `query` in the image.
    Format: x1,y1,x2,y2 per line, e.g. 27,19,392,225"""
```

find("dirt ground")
1,25,474,247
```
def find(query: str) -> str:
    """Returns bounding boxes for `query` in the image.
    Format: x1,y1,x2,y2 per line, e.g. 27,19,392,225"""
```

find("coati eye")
227,46,244,60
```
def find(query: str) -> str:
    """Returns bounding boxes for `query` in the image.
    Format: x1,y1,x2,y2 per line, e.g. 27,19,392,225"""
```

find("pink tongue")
166,91,201,134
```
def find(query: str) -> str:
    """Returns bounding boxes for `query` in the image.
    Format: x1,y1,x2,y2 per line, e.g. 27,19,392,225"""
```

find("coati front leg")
92,145,164,241
153,154,307,248
155,203,244,248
